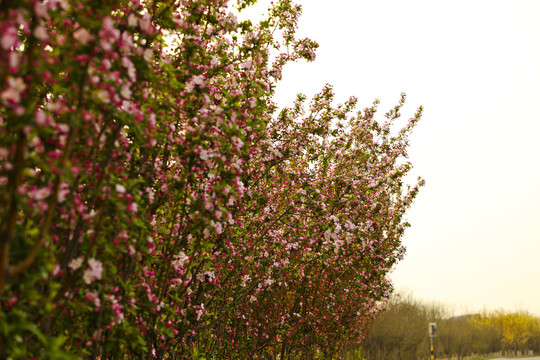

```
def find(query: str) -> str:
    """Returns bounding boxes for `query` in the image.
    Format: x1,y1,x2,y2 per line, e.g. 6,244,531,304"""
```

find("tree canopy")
0,0,422,358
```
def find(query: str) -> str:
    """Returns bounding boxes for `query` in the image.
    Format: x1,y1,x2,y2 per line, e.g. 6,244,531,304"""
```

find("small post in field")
429,322,437,360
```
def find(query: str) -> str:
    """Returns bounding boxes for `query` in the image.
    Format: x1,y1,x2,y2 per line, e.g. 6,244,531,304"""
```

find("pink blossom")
192,75,205,88
56,34,67,45
34,108,47,126
52,264,62,276
127,202,138,213
31,187,51,201
9,52,20,69
34,3,49,19
57,182,70,202
121,84,132,99
83,258,103,284
86,290,101,308
143,48,152,62
213,221,223,234
147,113,156,128
231,136,244,149
199,149,209,160
68,256,84,270
45,0,69,11
248,97,257,109
101,16,120,42
95,89,110,103
128,13,138,27
172,252,189,271
139,14,154,35
1,88,20,106
110,299,124,323
73,27,93,45
121,57,136,81
33,25,48,41
57,123,69,133
120,31,134,54
102,58,112,70
6,296,17,307
0,148,8,160
100,39,112,52
227,12,238,27
8,77,25,92
1,26,18,50
195,303,205,321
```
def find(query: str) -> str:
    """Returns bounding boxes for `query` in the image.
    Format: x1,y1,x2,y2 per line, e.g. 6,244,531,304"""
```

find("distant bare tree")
362,294,442,360
359,294,540,360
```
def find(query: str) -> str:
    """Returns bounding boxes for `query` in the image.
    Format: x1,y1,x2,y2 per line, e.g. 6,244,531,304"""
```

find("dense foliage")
0,0,422,358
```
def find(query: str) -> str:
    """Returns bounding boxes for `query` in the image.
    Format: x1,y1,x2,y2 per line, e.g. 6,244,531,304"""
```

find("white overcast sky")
241,0,540,315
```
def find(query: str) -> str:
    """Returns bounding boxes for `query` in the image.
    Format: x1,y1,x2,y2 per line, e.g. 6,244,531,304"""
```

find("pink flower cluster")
83,258,103,285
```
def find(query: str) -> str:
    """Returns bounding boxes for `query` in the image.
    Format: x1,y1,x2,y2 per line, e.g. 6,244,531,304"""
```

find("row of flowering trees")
0,0,423,358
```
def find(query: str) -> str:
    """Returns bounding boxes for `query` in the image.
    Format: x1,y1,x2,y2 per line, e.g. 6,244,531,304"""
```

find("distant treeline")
346,294,540,360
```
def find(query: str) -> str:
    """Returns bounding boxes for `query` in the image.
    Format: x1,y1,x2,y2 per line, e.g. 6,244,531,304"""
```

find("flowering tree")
0,0,422,358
